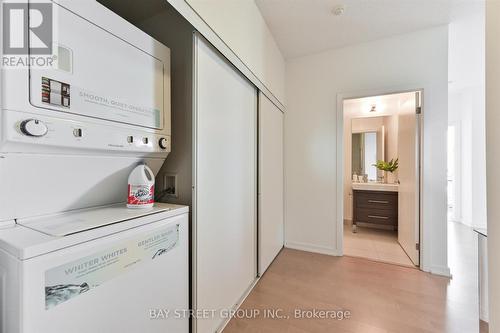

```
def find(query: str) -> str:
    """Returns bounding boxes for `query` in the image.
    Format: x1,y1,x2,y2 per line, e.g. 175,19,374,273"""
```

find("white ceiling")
255,0,479,59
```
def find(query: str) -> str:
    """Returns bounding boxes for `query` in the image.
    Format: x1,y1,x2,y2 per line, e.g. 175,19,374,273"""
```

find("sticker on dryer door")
42,77,71,108
44,224,180,309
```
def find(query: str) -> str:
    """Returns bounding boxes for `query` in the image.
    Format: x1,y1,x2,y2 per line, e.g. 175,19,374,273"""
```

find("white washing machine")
0,203,189,333
0,1,187,332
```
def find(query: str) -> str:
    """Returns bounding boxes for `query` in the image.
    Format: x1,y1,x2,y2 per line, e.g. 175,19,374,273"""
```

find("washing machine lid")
0,203,188,260
17,204,170,237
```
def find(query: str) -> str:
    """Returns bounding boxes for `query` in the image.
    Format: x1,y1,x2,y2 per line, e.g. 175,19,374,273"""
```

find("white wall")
285,26,449,275
184,0,285,105
448,1,486,228
486,1,500,330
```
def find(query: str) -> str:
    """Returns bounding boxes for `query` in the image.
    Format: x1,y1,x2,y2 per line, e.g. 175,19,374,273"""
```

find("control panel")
1,110,171,154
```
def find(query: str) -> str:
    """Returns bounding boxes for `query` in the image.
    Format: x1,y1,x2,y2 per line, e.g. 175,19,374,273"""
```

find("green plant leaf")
373,158,399,173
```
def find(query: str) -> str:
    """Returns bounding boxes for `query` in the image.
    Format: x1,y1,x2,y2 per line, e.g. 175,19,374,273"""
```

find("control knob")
20,119,48,137
159,137,169,150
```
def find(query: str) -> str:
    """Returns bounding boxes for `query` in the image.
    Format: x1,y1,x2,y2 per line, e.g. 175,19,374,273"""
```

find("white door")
258,93,284,275
397,92,420,266
194,35,257,333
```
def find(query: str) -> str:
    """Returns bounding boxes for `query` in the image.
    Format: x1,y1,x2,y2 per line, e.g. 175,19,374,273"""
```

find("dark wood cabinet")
352,190,398,231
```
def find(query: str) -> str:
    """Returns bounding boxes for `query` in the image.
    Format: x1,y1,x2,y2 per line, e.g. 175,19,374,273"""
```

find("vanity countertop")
352,182,399,192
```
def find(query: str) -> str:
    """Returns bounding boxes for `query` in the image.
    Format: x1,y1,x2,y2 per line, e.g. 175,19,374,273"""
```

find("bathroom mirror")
351,118,385,181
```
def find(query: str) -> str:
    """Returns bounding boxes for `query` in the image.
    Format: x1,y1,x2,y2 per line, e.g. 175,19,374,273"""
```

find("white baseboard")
285,241,341,256
429,265,452,277
480,310,489,323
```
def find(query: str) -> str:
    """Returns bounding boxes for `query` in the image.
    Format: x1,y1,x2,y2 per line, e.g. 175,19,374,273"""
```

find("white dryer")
0,0,172,225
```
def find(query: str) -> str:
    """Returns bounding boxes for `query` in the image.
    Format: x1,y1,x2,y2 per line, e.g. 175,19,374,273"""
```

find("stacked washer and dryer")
0,1,188,332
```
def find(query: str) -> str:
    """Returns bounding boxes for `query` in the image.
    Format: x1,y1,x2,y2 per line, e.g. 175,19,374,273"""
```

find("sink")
352,182,399,192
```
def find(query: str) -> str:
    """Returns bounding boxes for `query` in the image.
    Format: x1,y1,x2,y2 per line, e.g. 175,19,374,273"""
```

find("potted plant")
373,158,399,183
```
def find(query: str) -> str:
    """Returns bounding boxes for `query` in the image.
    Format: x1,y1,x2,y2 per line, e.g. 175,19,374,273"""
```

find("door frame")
336,87,424,270
447,122,463,223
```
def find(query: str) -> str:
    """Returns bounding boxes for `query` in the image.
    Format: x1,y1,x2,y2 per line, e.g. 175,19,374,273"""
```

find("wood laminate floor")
224,222,482,333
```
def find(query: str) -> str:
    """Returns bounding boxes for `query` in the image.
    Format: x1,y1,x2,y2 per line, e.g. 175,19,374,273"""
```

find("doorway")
341,91,422,268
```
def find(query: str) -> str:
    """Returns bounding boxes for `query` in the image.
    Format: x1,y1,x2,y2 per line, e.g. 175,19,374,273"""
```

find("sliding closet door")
194,35,257,333
258,94,284,275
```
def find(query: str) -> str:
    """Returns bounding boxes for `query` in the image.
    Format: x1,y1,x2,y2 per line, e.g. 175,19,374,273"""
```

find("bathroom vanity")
352,183,398,232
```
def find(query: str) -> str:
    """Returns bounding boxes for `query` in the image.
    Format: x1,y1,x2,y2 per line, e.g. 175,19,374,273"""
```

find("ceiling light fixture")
332,5,345,16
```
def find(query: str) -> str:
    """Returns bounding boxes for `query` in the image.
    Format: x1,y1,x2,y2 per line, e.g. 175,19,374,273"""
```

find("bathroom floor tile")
343,226,415,267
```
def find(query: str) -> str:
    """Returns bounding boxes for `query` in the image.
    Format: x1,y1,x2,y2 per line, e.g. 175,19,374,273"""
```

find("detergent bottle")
127,164,155,208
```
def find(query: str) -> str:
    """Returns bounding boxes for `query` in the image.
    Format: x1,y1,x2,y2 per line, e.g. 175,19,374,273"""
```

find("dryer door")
28,1,165,130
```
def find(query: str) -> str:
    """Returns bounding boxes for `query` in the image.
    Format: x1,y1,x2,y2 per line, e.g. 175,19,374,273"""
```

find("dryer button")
73,128,82,137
